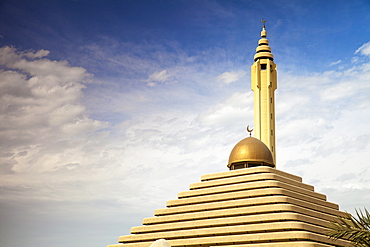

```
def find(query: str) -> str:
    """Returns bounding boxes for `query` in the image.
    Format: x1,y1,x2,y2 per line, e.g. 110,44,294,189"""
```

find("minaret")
251,20,277,163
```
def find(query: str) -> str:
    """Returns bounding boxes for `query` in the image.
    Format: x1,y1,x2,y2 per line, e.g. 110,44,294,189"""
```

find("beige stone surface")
178,180,325,200
144,203,342,225
190,172,313,191
107,161,351,247
107,167,350,247
200,166,301,182
109,231,351,247
122,221,332,242
166,187,337,209
155,196,343,217
132,212,338,233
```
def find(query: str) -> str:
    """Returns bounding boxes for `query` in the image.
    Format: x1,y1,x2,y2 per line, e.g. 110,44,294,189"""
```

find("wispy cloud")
276,44,370,198
217,70,246,84
355,41,370,56
145,69,171,86
330,59,342,66
24,49,50,59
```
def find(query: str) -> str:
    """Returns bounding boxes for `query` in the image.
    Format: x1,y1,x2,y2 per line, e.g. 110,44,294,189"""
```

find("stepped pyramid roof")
108,166,350,247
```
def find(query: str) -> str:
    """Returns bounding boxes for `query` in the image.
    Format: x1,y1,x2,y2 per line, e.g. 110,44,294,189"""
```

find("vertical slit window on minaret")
261,64,267,70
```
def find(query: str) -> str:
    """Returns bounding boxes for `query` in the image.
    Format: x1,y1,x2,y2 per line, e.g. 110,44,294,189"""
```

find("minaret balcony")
258,38,269,45
254,52,274,61
256,46,271,53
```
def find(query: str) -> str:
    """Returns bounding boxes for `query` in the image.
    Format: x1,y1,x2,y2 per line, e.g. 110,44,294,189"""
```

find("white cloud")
330,59,342,66
355,41,370,56
147,81,157,87
198,92,253,129
217,70,246,84
320,81,354,101
0,46,108,176
275,47,370,202
144,69,171,86
147,69,170,82
24,49,50,59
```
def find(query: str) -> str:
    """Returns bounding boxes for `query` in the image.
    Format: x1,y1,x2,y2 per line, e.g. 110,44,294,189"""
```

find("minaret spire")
261,19,266,30
251,21,277,164
261,19,267,38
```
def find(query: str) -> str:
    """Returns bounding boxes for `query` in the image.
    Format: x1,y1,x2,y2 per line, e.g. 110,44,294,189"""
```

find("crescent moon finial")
246,125,253,137
261,18,266,29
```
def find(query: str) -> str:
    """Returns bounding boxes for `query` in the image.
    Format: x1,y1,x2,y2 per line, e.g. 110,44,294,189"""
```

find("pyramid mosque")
107,22,351,247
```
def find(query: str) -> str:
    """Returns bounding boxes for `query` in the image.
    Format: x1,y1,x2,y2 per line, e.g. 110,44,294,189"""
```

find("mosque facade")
107,23,350,247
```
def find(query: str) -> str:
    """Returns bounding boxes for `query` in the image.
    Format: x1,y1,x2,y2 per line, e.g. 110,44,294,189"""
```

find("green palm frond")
327,208,370,247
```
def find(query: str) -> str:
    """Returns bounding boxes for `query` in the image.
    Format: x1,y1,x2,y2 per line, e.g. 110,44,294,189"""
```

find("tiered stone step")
107,167,350,247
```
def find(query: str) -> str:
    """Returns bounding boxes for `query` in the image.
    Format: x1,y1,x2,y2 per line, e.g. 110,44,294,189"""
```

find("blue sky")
1,1,370,247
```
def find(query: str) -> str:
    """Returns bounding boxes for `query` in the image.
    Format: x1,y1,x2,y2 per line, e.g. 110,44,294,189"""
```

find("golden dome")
228,137,275,170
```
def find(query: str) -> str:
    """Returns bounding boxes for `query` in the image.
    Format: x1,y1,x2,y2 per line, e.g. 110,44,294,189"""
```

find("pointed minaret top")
254,19,273,62
261,19,266,29
261,19,267,38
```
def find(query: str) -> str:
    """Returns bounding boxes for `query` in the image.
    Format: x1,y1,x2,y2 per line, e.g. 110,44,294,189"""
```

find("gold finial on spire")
246,125,253,137
261,19,266,30
260,19,267,38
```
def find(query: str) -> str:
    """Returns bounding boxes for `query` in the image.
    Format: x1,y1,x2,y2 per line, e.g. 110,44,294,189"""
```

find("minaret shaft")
251,31,277,163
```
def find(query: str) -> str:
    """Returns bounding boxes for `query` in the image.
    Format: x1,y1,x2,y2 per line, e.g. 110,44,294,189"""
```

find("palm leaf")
327,208,370,247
